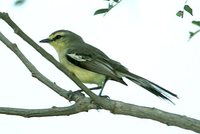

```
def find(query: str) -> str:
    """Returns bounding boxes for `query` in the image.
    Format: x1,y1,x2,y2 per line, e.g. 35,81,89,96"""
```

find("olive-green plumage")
40,30,178,103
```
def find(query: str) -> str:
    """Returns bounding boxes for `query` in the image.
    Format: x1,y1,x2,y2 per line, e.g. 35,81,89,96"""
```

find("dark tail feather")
124,72,178,104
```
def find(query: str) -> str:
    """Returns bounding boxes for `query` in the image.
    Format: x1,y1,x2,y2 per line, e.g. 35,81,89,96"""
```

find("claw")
99,95,110,99
68,90,85,102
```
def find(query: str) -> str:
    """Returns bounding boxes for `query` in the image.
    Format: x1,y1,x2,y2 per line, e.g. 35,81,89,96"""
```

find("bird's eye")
54,35,63,41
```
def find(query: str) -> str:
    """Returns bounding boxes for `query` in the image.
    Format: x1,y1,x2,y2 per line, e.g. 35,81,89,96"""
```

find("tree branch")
0,96,199,133
0,31,79,102
110,100,200,133
0,12,200,133
0,99,96,117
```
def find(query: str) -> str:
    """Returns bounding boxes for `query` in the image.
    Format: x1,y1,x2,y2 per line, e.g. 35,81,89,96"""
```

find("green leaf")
189,30,200,40
94,8,109,15
192,21,200,27
114,0,119,2
176,10,184,18
14,0,25,6
184,5,193,16
189,32,195,39
108,3,114,9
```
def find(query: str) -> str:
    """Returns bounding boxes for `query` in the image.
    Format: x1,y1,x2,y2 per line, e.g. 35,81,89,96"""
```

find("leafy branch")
189,21,200,39
94,0,122,16
176,0,200,39
176,4,193,18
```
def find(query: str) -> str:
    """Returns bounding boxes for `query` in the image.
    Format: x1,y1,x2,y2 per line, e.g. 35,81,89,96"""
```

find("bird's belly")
61,59,106,86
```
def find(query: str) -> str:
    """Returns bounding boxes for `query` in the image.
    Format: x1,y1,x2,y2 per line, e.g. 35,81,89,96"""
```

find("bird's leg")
73,78,108,98
93,78,109,110
89,86,102,90
98,78,108,96
98,87,104,96
74,86,102,93
72,86,102,98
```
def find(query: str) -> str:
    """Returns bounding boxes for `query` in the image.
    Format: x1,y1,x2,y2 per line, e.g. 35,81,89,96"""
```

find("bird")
40,30,178,103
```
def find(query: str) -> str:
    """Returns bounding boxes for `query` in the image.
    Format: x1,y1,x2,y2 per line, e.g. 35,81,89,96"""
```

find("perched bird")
40,30,178,103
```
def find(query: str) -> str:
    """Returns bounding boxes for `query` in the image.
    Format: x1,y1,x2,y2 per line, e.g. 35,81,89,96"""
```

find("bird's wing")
66,43,177,103
66,48,127,85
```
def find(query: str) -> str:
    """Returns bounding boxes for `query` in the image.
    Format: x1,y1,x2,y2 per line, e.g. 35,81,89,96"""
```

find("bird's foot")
99,95,110,99
68,90,85,102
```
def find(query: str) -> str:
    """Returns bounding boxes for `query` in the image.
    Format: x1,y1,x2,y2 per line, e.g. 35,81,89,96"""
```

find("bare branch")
0,98,96,117
110,100,200,133
0,31,79,102
0,94,199,133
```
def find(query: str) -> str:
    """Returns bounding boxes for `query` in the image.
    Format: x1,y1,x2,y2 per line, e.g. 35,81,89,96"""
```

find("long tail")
123,72,178,104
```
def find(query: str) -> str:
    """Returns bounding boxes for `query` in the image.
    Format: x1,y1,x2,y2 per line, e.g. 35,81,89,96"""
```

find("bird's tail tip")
125,74,178,104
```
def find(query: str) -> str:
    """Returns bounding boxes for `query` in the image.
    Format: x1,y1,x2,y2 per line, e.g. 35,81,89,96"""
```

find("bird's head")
40,30,82,51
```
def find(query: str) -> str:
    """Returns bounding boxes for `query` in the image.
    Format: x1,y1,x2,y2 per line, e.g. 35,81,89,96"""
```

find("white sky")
0,0,200,134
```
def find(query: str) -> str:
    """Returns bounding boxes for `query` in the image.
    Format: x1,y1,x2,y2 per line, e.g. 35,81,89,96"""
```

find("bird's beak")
39,38,52,43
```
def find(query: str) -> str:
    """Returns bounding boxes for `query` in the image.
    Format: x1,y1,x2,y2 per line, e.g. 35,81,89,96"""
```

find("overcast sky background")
0,0,200,134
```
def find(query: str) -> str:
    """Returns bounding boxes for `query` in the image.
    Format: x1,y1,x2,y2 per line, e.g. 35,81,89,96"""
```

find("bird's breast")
59,55,106,86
